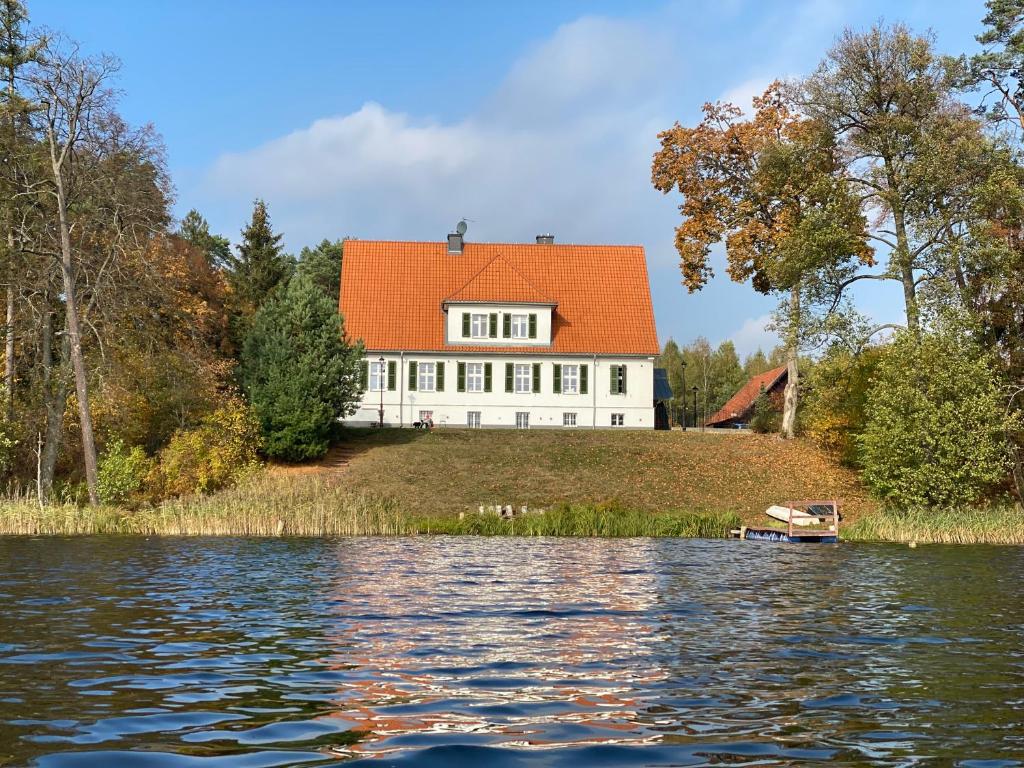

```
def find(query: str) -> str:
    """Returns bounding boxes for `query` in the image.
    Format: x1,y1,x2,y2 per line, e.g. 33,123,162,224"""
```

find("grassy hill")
328,428,876,523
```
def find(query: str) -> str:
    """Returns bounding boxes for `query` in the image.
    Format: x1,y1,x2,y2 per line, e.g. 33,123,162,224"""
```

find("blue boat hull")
745,529,838,544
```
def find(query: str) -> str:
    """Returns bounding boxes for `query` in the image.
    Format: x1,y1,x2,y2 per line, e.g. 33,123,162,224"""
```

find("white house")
339,230,660,429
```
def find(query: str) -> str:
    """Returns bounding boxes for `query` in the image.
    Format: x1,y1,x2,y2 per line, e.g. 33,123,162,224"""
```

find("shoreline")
2,497,1022,544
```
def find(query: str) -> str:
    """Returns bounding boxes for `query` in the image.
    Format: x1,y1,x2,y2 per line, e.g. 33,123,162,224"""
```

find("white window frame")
418,362,436,392
471,313,489,338
514,363,532,393
561,364,579,394
419,410,433,422
563,412,577,427
516,412,530,429
511,314,529,338
369,360,386,391
611,413,624,427
466,362,484,392
467,411,481,429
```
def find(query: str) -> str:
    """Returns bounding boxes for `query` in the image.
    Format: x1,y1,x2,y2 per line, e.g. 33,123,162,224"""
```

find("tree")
229,200,292,313
0,0,42,421
296,238,343,300
743,349,771,377
963,0,1024,133
859,327,1014,507
179,209,233,271
656,339,686,425
709,341,745,414
239,273,363,461
652,83,872,436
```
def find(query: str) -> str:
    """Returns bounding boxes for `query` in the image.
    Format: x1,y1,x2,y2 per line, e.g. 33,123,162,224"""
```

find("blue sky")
34,0,988,356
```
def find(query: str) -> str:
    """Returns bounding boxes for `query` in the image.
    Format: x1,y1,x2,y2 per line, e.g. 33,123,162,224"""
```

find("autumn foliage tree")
652,84,872,437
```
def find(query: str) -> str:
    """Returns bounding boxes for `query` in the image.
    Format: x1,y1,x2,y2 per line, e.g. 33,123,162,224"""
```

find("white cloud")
729,313,780,357
717,76,775,115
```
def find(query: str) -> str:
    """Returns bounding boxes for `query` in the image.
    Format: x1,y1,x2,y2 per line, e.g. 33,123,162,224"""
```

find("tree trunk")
885,161,920,332
4,267,12,421
38,309,68,503
780,286,800,440
53,177,99,504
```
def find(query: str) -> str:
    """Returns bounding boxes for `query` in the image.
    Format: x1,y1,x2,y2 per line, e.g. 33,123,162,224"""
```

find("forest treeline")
653,3,1024,509
0,1,362,506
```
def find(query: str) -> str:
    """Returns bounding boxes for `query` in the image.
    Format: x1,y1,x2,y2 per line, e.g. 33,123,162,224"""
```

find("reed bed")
843,507,1024,545
0,472,740,538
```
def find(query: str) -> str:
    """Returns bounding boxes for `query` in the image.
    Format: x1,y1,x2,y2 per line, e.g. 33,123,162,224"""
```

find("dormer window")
510,314,528,338
471,314,488,337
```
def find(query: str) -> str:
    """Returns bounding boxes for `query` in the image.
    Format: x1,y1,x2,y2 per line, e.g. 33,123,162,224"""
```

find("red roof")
339,240,659,355
706,365,788,425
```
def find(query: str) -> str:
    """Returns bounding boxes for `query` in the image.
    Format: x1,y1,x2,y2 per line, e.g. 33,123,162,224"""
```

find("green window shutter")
503,314,511,338
610,364,619,395
436,362,445,392
408,361,417,391
553,364,562,394
457,362,466,392
489,313,498,338
620,364,627,395
360,361,368,390
387,360,397,391
484,362,493,392
505,363,514,393
532,363,540,393
528,314,537,339
580,364,588,395
462,312,470,338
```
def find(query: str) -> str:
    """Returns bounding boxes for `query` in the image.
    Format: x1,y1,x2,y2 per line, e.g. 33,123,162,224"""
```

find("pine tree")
239,273,363,461
179,209,233,271
295,238,343,300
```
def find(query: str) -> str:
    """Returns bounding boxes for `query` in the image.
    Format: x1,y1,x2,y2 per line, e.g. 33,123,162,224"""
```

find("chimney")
447,232,464,254
536,234,554,244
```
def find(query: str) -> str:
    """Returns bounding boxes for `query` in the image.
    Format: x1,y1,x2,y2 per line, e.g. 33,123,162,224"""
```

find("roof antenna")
456,219,468,236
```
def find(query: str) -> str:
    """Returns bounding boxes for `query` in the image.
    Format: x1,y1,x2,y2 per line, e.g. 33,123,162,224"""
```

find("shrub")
858,329,1014,508
153,399,262,498
802,346,883,464
749,390,780,433
97,439,154,506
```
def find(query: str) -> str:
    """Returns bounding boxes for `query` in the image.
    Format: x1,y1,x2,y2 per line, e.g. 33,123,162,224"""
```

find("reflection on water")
0,536,1022,766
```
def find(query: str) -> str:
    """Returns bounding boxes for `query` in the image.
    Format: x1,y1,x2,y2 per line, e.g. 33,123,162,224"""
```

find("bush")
802,346,883,464
97,439,154,506
858,329,1014,508
749,390,780,433
152,399,262,498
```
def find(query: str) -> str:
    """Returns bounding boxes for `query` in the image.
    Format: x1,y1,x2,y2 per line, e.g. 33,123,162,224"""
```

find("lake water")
0,537,1022,767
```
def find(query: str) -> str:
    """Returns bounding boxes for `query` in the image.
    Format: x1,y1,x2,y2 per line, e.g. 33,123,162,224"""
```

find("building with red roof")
339,228,660,429
705,365,788,428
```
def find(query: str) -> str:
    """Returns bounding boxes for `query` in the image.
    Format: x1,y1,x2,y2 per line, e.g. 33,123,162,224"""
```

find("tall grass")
843,507,1024,544
0,472,740,538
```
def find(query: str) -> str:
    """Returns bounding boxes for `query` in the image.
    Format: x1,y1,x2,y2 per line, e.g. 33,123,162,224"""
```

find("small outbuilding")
705,365,787,429
653,367,673,430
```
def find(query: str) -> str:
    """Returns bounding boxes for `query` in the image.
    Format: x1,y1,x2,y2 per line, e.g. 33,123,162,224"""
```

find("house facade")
338,232,660,429
705,365,788,428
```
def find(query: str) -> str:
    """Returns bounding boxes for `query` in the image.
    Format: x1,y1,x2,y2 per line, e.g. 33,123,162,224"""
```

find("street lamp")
378,355,386,428
680,360,687,430
691,386,699,432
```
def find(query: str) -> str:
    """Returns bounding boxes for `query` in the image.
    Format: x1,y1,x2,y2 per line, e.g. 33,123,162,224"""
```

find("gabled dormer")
442,255,557,346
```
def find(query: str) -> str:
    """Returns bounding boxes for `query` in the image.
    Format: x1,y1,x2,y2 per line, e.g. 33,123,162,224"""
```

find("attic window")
470,314,488,338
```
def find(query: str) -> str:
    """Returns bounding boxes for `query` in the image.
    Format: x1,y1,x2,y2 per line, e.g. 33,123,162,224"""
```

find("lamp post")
691,386,699,432
680,360,687,430
378,355,386,428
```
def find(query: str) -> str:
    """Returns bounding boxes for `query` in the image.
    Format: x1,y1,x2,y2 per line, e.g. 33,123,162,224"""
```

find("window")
511,314,529,338
471,313,488,338
563,412,577,427
467,411,481,429
418,362,435,391
419,410,433,422
611,413,624,426
514,363,532,393
368,360,386,391
562,364,579,394
516,412,530,429
610,364,627,395
466,362,484,392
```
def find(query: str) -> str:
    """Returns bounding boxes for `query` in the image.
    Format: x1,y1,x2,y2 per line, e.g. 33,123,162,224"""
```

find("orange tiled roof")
339,240,659,355
445,255,555,305
706,365,788,425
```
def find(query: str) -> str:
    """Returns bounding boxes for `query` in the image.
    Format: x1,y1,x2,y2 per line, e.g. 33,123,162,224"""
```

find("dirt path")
267,443,364,479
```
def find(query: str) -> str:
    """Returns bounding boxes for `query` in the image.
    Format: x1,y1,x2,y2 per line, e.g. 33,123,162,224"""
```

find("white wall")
346,352,656,429
443,303,554,347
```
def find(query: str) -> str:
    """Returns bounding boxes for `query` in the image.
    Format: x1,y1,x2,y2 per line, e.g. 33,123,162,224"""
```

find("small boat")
732,500,841,544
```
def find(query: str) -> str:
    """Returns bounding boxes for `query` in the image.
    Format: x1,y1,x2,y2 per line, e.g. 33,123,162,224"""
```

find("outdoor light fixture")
680,360,687,430
378,355,386,428
691,385,699,432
